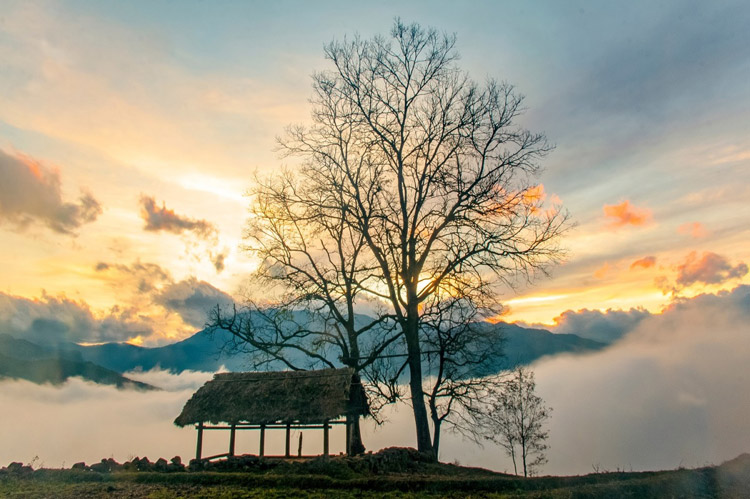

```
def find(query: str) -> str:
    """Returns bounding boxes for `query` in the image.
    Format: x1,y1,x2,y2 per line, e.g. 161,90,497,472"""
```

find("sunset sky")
1,0,749,346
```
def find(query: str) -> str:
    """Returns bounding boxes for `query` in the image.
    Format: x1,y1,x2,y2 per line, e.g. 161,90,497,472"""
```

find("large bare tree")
277,20,567,455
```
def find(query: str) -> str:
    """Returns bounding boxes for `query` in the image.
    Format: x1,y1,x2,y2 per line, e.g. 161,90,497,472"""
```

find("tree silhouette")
217,19,567,456
480,366,551,476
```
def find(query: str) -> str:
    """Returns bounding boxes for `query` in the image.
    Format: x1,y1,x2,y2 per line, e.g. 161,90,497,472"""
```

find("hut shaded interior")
174,367,369,459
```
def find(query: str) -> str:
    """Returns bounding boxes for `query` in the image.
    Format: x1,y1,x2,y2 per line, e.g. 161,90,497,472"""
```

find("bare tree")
278,20,567,455
210,168,402,454
480,366,551,477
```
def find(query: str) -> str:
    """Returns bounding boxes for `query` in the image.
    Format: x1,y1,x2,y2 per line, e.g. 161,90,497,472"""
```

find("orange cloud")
16,153,47,180
603,200,651,228
523,184,546,204
139,195,217,240
0,148,102,234
519,184,547,215
594,263,612,279
656,251,749,295
630,256,657,270
675,252,748,288
677,222,708,239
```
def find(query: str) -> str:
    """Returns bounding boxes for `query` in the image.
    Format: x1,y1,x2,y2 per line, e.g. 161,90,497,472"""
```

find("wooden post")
323,420,330,458
345,417,351,456
196,422,204,461
285,423,291,457
229,423,236,457
297,432,303,457
259,424,266,457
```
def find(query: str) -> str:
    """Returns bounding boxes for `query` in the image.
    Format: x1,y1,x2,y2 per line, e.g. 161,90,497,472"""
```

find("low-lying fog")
2,287,749,475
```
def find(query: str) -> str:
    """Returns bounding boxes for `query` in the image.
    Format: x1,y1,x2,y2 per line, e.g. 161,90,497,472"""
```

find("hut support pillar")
229,423,236,457
259,424,266,457
323,420,330,458
285,423,291,457
195,422,204,461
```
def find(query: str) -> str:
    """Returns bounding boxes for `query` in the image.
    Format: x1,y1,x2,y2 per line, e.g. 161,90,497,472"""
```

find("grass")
2,449,749,498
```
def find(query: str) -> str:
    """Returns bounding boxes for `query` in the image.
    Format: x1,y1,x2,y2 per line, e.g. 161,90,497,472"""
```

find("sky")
1,1,749,345
2,0,750,475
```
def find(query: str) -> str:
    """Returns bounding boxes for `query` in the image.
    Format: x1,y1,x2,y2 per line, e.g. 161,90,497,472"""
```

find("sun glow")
178,173,246,202
505,294,570,306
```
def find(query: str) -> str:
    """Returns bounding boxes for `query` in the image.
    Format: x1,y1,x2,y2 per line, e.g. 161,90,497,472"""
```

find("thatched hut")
174,367,368,460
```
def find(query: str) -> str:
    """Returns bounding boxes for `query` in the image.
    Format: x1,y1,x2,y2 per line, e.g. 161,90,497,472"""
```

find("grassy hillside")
2,448,749,498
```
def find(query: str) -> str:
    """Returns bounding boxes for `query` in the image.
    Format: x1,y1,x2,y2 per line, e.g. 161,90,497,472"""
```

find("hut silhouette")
174,367,368,460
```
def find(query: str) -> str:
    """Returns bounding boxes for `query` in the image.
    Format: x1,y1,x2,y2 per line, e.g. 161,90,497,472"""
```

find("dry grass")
2,450,750,498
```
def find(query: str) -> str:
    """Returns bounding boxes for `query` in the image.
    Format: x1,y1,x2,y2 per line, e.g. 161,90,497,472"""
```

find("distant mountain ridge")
0,321,607,387
0,334,157,390
491,322,606,366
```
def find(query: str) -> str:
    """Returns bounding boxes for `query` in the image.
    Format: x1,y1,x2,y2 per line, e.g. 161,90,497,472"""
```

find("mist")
531,287,750,475
0,370,212,468
1,287,749,475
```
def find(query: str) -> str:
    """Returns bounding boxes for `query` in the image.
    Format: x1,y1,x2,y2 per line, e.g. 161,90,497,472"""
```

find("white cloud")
525,285,750,474
0,291,152,344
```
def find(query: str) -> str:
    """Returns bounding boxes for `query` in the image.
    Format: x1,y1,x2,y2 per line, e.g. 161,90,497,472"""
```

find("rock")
106,458,122,471
134,457,152,471
90,458,120,473
6,462,33,475
188,458,204,472
154,458,169,472
89,462,107,473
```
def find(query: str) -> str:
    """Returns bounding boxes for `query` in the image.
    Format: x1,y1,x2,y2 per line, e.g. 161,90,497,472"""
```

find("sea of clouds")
1,286,748,475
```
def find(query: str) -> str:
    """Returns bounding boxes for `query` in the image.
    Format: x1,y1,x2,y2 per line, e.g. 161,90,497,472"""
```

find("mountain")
0,334,158,390
494,322,607,367
58,328,251,373
69,321,608,375
0,320,609,385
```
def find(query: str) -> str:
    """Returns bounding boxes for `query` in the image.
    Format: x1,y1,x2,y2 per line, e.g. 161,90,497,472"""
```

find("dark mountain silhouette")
58,328,250,373
0,320,607,386
0,335,157,390
492,322,606,367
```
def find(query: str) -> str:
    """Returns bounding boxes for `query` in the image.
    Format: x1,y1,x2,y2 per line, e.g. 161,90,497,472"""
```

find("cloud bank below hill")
531,285,750,474
1,287,749,476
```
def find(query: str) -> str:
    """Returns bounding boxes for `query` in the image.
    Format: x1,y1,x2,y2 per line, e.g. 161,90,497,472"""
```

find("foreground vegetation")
2,448,749,498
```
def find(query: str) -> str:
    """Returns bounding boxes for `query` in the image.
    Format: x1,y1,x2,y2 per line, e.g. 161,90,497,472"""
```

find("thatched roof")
174,367,368,426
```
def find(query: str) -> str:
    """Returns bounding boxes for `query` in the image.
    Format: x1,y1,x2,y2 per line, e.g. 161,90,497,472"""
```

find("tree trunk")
347,413,366,455
432,418,442,460
404,306,434,457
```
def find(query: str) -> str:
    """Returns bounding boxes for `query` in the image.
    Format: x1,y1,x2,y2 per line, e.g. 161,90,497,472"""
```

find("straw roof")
174,367,368,426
